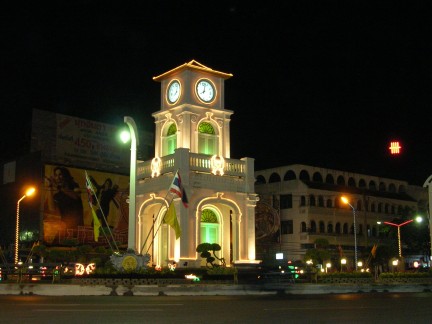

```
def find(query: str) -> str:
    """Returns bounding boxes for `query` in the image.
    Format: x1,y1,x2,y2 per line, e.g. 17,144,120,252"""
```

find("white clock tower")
134,60,258,268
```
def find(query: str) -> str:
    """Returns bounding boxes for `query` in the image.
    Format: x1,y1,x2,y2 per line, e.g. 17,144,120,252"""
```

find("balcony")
134,150,255,194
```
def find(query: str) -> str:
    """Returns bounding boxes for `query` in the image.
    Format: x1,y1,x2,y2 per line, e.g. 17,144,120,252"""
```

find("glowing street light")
340,258,347,272
341,196,358,271
383,216,423,258
15,187,36,264
122,116,139,252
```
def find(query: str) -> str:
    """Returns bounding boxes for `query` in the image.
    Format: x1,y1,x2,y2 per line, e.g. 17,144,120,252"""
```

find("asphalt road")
1,292,431,323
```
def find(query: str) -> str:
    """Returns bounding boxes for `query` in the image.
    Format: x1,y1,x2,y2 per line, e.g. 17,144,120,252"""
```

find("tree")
303,238,331,266
196,243,226,268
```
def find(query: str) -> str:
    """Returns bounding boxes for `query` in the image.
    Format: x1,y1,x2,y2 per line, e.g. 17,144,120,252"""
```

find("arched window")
348,177,356,187
310,221,317,233
357,200,362,211
162,123,177,155
299,170,310,181
335,223,341,234
284,170,296,181
385,204,389,214
343,223,348,234
269,173,281,183
319,221,325,233
312,172,323,183
200,209,220,244
300,196,306,207
325,174,335,184
326,199,333,208
198,122,218,155
255,175,266,185
301,222,307,232
327,223,333,233
310,195,316,206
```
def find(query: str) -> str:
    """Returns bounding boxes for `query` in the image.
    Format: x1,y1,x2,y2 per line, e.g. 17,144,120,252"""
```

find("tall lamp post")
122,116,139,252
423,175,432,266
341,196,358,271
383,216,423,258
15,187,36,264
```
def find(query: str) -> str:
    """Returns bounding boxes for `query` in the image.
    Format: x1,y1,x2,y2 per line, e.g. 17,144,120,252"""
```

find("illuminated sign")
389,141,401,154
75,263,96,276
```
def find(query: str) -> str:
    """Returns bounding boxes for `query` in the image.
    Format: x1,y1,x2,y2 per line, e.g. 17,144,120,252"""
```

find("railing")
137,152,247,179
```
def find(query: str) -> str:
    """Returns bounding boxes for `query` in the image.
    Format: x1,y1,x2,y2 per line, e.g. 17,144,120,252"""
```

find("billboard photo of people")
43,165,129,245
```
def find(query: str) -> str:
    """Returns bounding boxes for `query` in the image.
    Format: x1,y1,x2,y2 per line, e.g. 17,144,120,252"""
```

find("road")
1,292,431,323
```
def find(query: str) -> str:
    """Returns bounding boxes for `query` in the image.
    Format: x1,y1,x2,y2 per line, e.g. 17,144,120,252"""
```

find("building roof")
302,180,417,202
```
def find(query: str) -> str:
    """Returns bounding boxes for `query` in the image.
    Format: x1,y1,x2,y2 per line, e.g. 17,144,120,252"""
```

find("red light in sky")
389,141,401,154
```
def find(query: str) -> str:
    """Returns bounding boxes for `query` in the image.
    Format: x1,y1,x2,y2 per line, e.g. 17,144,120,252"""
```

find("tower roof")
153,60,233,81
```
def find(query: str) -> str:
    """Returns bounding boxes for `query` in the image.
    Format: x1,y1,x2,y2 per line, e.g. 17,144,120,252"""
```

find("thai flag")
169,171,188,208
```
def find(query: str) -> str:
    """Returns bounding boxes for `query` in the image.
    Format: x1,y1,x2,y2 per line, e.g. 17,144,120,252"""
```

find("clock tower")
152,60,233,158
134,60,258,269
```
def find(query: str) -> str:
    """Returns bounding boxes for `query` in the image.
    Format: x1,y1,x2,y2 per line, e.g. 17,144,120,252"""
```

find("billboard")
43,164,129,245
31,109,132,174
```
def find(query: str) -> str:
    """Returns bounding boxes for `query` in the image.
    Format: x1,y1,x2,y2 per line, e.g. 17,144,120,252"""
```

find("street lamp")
340,258,347,272
122,116,139,252
383,216,423,258
341,196,358,271
15,187,36,264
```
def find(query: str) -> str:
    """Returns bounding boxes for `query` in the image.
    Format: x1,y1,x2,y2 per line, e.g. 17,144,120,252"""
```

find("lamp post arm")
18,195,27,205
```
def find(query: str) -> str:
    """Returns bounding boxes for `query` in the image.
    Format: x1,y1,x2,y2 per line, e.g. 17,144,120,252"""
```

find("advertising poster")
43,164,129,245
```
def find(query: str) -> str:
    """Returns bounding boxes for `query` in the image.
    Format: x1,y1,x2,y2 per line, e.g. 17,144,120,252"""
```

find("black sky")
1,1,431,186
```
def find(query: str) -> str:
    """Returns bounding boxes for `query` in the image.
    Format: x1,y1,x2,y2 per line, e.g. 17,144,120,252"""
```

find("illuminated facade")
254,164,429,269
133,61,258,268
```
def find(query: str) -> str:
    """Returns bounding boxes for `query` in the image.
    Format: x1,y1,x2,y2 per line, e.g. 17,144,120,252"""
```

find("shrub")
318,272,373,279
379,272,432,279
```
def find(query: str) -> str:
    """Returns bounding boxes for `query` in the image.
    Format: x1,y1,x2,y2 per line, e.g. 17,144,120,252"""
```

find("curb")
1,283,432,296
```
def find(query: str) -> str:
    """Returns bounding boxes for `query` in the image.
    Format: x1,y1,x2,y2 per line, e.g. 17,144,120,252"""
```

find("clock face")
196,79,215,103
167,80,181,103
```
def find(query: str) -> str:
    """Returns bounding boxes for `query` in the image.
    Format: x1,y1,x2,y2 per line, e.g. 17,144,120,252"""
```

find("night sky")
2,1,431,186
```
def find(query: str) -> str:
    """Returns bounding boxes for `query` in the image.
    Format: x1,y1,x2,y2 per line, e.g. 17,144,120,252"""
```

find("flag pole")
144,168,187,255
85,171,119,252
144,198,175,255
92,197,119,252
139,169,181,255
139,188,172,254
